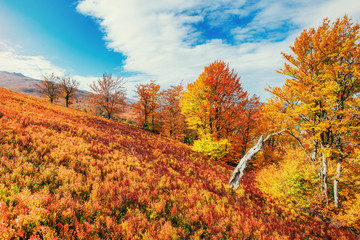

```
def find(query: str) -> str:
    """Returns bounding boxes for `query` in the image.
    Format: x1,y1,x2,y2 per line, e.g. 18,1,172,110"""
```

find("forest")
0,16,359,238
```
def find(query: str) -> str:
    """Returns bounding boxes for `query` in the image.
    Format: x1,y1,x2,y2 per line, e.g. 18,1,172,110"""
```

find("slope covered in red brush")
0,87,356,239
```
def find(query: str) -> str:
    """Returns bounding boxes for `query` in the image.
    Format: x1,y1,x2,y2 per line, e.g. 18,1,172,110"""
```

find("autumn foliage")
158,83,187,141
133,80,160,131
258,16,360,232
0,87,357,239
90,73,126,119
180,60,261,163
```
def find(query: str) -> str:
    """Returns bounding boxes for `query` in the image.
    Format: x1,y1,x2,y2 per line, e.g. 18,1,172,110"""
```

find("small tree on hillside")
90,73,126,119
36,73,60,103
133,80,160,131
159,83,187,141
59,75,79,107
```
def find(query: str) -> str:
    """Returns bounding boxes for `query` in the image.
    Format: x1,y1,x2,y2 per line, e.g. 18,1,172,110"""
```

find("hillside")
0,71,91,109
0,71,134,120
0,87,357,239
0,71,40,96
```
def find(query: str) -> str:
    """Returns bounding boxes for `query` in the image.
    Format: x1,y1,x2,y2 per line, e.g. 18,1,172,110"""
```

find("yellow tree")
180,60,255,159
267,16,360,207
180,74,210,136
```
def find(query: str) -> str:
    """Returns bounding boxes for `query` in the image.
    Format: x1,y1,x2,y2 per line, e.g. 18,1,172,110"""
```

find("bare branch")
228,129,286,189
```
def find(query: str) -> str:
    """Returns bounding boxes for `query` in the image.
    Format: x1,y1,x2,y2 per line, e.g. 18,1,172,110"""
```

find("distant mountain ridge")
10,72,27,78
0,71,94,110
0,70,92,97
0,71,41,94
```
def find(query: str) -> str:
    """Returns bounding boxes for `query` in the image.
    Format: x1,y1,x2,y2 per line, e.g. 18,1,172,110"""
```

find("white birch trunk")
320,152,328,204
334,162,342,208
228,129,286,189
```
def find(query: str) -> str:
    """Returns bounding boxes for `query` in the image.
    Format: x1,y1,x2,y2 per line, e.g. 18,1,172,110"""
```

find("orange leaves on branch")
180,60,261,162
266,16,360,209
159,83,187,141
133,80,160,131
90,73,126,119
181,60,250,140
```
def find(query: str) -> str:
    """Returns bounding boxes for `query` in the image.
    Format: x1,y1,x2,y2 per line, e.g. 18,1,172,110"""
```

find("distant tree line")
85,61,261,166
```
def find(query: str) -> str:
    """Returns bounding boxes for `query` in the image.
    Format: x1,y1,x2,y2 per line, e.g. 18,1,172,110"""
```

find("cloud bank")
76,0,360,100
0,42,98,90
1,1,359,99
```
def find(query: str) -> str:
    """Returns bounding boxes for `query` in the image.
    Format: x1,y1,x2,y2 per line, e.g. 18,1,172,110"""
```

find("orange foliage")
89,73,127,119
181,61,261,164
0,87,356,238
133,80,160,131
158,83,187,141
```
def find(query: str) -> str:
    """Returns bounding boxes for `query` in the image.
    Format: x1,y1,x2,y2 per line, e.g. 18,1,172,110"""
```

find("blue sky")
0,0,360,100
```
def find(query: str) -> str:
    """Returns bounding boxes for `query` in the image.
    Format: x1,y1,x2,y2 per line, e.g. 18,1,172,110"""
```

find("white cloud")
0,42,66,79
76,0,360,100
0,41,98,91
3,0,360,101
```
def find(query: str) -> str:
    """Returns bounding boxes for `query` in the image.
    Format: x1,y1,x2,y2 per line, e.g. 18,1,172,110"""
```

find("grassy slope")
0,87,356,239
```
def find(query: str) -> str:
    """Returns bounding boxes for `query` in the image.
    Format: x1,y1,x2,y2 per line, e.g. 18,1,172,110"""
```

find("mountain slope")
0,71,40,96
0,71,90,107
0,87,356,239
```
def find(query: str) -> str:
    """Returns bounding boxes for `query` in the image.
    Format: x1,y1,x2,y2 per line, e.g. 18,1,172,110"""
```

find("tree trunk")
65,96,69,107
228,129,286,189
320,152,328,204
334,162,342,208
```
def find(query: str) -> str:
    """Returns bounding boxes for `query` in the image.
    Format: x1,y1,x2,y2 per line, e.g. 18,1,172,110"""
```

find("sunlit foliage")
0,87,356,239
90,73,127,119
158,83,187,141
180,61,261,163
133,80,160,131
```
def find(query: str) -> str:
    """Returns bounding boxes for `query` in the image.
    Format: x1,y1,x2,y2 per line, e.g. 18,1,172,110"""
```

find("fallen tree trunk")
228,129,286,189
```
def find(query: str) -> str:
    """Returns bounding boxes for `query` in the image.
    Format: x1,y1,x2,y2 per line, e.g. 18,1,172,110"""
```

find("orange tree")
133,80,160,131
267,16,360,208
158,83,187,141
90,73,126,119
180,60,259,161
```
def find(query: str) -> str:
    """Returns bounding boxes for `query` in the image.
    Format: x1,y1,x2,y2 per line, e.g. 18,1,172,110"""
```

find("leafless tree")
36,73,60,103
59,75,79,107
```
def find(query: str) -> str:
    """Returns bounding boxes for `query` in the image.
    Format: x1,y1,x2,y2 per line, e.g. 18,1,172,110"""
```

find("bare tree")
36,73,60,103
59,75,79,107
90,73,126,119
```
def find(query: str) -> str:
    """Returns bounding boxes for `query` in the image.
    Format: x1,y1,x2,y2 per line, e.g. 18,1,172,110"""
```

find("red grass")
0,87,357,239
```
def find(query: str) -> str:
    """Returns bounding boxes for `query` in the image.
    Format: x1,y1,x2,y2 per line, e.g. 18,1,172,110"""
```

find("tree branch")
228,129,286,189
